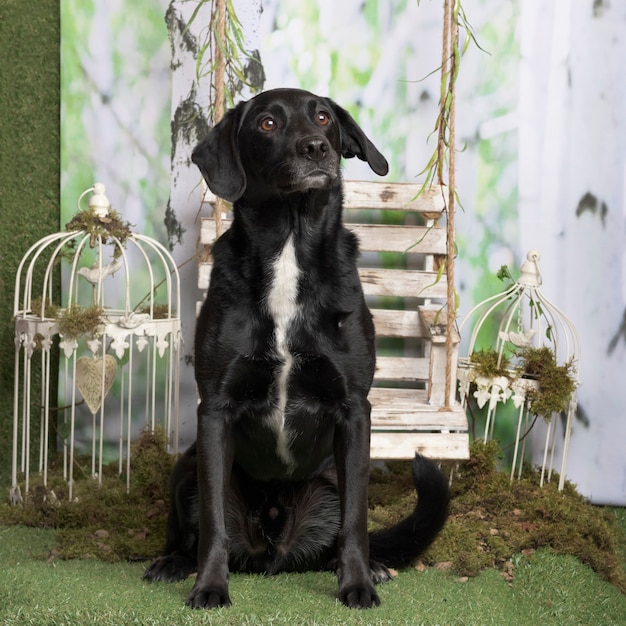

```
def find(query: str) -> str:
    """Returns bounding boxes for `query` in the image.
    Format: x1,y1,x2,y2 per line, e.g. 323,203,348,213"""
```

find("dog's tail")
368,454,450,568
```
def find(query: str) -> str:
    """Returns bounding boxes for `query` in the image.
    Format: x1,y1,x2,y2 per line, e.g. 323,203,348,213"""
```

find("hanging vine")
186,0,263,235
419,3,483,191
190,0,262,115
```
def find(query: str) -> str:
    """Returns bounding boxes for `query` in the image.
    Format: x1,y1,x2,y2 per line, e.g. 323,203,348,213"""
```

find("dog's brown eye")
260,117,276,131
316,112,330,126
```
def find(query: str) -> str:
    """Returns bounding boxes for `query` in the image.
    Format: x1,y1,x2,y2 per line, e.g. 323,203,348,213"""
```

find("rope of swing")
440,0,458,411
212,0,226,237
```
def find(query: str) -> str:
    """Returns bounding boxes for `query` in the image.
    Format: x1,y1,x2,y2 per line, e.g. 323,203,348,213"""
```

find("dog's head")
192,88,389,202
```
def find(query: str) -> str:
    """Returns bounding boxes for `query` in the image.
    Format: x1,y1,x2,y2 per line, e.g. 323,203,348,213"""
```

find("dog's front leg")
334,396,380,609
186,401,233,610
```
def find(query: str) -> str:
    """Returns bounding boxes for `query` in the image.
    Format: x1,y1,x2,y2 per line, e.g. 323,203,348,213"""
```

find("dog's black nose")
297,136,329,162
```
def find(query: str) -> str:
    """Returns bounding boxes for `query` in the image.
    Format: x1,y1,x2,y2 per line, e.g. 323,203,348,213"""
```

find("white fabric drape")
519,0,626,504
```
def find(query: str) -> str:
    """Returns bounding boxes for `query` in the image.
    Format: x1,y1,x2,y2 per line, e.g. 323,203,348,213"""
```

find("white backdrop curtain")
518,0,626,504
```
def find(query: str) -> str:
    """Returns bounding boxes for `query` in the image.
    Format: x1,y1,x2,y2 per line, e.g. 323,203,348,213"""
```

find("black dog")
143,88,450,610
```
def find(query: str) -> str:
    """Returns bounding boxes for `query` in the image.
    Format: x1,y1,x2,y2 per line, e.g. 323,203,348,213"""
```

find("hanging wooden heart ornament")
75,355,117,414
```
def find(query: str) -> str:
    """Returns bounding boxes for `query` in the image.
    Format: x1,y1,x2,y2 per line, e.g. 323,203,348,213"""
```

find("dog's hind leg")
325,557,394,585
143,444,199,583
143,552,197,583
368,560,394,584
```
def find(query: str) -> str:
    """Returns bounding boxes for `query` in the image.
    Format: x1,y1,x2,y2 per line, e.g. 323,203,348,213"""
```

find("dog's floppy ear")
191,105,247,202
328,100,389,177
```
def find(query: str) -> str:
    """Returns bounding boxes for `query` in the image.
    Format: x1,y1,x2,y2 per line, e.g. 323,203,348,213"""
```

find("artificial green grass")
1,438,625,624
0,0,61,501
3,436,626,596
0,526,624,625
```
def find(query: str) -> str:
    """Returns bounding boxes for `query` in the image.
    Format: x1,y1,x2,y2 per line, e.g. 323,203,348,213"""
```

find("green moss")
65,207,133,259
2,439,624,594
28,296,60,319
138,303,170,320
469,348,511,378
517,346,577,417
56,304,105,338
127,427,174,500
434,442,625,591
370,441,625,592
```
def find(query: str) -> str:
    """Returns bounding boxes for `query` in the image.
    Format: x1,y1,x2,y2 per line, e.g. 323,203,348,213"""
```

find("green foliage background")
58,0,175,458
60,0,171,242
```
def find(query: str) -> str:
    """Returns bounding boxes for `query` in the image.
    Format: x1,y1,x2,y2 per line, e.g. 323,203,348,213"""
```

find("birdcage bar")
509,401,528,482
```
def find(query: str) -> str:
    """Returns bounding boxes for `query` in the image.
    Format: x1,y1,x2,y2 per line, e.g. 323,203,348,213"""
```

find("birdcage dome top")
458,250,580,372
14,183,181,360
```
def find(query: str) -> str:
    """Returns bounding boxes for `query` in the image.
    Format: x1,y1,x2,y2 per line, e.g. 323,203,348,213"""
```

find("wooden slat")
348,223,446,254
368,388,467,429
371,309,421,338
200,263,448,298
418,306,461,345
374,356,430,381
359,268,447,299
200,187,223,209
198,262,211,291
370,432,470,460
201,181,446,216
341,181,445,215
201,218,446,255
200,218,231,245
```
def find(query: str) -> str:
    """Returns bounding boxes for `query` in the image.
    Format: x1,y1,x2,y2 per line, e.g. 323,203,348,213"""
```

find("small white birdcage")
11,183,181,504
457,250,581,490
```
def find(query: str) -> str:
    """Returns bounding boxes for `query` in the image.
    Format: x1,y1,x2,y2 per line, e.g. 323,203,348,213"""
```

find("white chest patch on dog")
265,236,301,468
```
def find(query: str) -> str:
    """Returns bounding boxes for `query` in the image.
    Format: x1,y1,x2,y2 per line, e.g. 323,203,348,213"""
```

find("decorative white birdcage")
11,183,181,504
457,250,581,490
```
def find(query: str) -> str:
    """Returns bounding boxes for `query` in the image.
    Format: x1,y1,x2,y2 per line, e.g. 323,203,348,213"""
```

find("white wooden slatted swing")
198,181,469,461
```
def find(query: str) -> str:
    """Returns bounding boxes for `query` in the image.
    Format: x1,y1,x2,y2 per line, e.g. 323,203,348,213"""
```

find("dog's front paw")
339,584,380,609
186,583,231,610
143,554,196,583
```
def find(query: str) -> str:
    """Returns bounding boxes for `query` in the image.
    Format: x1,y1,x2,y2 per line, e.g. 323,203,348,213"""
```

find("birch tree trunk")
519,0,626,504
166,0,262,445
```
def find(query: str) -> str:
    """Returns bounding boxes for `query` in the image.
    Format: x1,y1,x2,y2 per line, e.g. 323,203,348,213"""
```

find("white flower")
474,387,491,409
474,375,492,389
489,385,512,411
511,380,527,409
511,391,526,409
492,376,510,391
